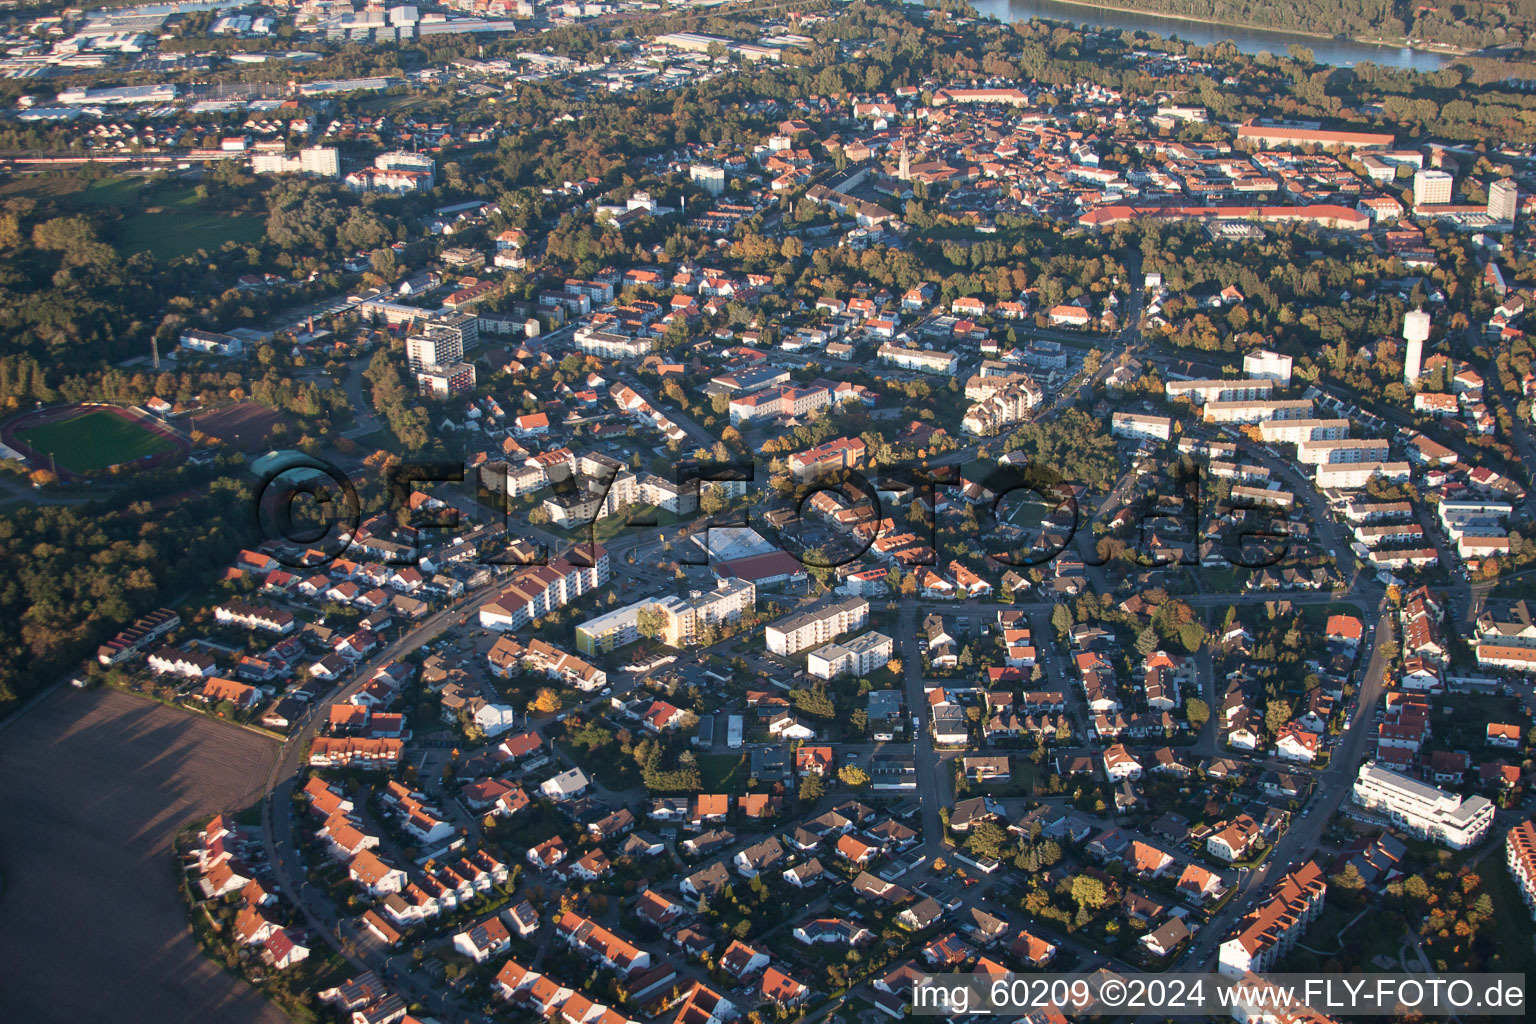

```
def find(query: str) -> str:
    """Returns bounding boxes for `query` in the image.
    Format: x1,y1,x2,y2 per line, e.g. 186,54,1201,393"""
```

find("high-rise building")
251,146,339,178
416,362,476,397
1489,178,1519,224
1403,310,1430,385
1413,169,1453,207
407,331,461,372
299,146,340,177
1243,349,1293,387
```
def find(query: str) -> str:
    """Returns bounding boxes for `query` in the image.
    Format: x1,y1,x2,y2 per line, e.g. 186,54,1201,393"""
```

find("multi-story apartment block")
1489,177,1519,224
1352,762,1495,849
1203,399,1313,424
478,546,610,631
574,578,756,654
806,631,893,679
877,343,958,375
574,325,652,360
788,437,867,482
1413,168,1453,207
252,146,340,177
1242,349,1293,386
962,381,1042,436
1507,819,1536,922
1164,378,1275,406
1314,461,1411,490
1217,862,1326,975
1258,418,1350,444
417,362,476,397
1295,438,1390,465
1111,412,1173,441
766,597,869,656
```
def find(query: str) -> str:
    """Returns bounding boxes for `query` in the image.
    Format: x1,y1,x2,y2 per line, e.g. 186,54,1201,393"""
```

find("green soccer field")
16,410,175,474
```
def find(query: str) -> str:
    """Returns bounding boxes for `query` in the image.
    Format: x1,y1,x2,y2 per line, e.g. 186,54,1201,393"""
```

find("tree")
1135,627,1158,656
1185,698,1210,730
1331,863,1366,892
699,484,728,516
791,686,836,719
966,820,1008,859
636,604,667,641
532,688,562,713
849,708,868,735
799,772,825,802
837,764,870,788
1265,698,1292,736
1070,875,1107,920
1051,603,1072,637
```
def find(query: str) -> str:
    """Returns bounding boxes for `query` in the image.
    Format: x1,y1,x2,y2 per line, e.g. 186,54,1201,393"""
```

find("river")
972,0,1451,70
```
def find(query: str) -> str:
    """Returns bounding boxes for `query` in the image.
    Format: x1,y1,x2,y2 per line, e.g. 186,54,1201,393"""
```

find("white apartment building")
1413,168,1454,207
806,631,893,679
1489,178,1519,224
252,146,340,177
1242,349,1293,386
1204,399,1313,424
766,597,869,656
1439,500,1512,539
1314,461,1411,490
1353,762,1495,849
1353,522,1425,549
877,343,958,375
1111,412,1173,441
1295,438,1390,465
1164,378,1275,406
690,164,726,194
478,548,610,631
417,362,476,397
1217,862,1326,976
407,330,463,372
1258,418,1350,445
574,326,652,360
574,578,756,654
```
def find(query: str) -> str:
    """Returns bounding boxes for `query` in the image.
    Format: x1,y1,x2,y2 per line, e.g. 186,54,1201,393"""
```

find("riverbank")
980,0,1471,59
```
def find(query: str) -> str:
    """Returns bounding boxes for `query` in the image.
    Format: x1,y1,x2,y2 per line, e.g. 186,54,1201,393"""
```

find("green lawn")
117,184,265,261
0,173,263,259
698,753,749,794
1480,856,1536,978
0,174,144,206
16,409,173,473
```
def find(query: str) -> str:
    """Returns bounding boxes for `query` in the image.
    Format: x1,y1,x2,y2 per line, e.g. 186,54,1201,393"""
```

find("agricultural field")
0,687,285,1024
15,408,174,474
